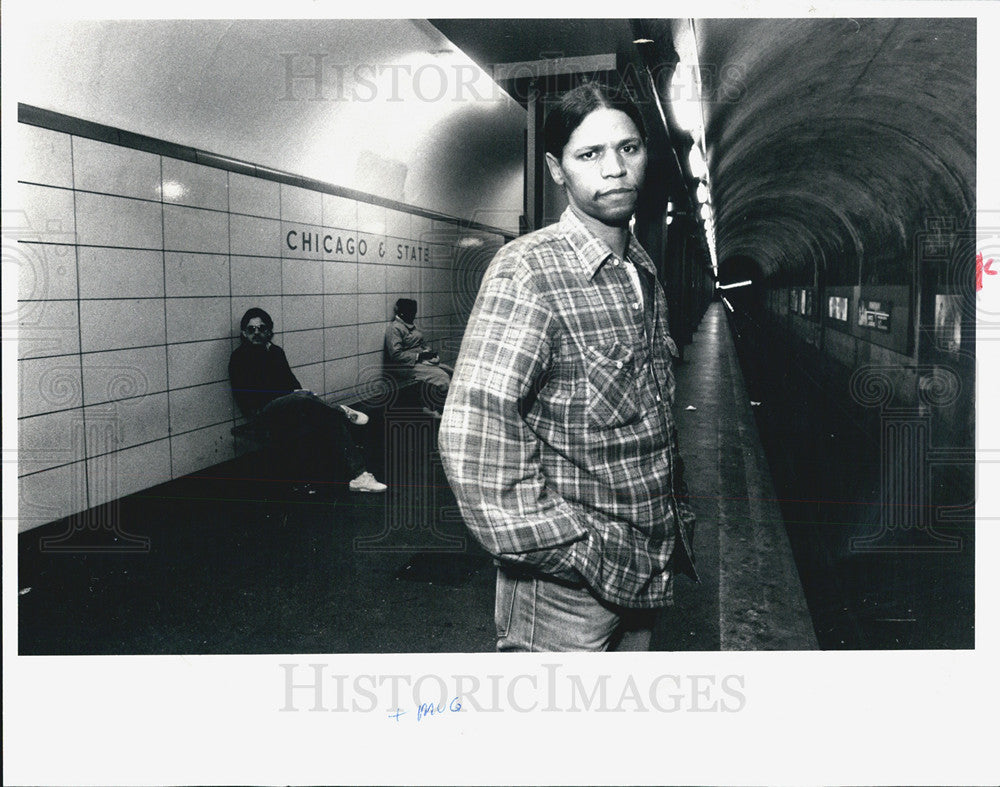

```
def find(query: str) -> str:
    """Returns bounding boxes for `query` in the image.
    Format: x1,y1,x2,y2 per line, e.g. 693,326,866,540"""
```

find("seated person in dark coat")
229,307,386,493
384,298,452,413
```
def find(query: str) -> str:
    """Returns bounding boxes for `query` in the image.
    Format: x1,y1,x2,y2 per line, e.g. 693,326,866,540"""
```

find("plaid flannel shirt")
439,207,697,609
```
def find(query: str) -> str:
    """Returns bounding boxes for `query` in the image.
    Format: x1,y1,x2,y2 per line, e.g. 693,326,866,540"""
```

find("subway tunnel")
11,16,977,658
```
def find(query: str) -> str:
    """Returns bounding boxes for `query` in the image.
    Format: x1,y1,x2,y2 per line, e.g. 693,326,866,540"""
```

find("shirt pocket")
583,341,642,428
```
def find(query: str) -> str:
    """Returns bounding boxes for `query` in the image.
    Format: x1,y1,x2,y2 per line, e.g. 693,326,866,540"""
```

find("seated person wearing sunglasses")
228,307,386,493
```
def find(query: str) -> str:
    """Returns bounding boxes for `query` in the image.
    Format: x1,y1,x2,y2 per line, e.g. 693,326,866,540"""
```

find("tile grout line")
15,405,258,480
159,154,174,480
18,129,494,525
69,134,90,515
320,188,328,398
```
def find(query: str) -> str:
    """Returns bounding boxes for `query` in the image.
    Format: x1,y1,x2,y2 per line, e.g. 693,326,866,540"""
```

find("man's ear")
545,152,565,186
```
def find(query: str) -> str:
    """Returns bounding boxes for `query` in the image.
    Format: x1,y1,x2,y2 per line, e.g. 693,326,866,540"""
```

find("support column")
525,81,546,232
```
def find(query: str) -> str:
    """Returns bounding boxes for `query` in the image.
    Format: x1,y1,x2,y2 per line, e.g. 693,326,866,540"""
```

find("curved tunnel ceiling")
432,17,976,287
693,18,976,284
15,17,978,274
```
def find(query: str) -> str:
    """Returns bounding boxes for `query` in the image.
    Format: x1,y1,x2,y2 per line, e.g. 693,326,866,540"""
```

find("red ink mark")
976,252,996,291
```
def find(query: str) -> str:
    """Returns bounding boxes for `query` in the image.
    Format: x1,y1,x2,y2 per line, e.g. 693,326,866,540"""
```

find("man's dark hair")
395,298,418,322
543,81,647,160
240,307,274,333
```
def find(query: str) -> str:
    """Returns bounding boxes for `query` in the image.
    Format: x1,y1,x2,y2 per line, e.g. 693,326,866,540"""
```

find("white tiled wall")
16,120,506,530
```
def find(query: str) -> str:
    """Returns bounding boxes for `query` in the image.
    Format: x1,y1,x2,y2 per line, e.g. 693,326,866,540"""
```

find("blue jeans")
494,566,656,652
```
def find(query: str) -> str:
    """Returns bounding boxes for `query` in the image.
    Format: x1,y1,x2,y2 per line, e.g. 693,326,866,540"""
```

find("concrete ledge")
663,303,819,650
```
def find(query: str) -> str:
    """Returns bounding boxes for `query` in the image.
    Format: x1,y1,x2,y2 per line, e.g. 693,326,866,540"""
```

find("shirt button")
632,302,640,310
615,360,623,369
656,395,662,402
613,259,620,266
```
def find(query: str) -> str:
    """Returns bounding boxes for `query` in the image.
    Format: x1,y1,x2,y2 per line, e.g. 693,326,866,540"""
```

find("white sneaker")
349,471,387,493
340,405,369,426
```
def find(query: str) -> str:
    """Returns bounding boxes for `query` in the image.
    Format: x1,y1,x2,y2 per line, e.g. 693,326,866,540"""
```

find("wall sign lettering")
284,228,431,263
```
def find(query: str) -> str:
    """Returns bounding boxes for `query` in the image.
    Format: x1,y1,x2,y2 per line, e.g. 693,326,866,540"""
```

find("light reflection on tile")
161,158,229,210
73,136,161,201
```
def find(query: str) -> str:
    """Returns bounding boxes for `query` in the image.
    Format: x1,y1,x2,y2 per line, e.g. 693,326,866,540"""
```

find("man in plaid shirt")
439,82,697,652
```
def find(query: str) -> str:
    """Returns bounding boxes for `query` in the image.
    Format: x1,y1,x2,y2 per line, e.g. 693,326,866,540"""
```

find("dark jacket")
228,342,301,418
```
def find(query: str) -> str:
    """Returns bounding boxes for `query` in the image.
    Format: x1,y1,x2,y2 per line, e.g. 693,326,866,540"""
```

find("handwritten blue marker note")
389,697,462,722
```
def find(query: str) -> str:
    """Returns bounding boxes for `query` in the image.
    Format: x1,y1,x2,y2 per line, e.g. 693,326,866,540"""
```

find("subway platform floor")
18,303,817,654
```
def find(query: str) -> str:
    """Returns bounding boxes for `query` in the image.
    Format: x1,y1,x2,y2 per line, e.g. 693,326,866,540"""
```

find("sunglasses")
244,325,272,334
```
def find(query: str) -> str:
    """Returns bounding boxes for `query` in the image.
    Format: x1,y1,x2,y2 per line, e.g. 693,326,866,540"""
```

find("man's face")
545,107,647,228
242,317,272,345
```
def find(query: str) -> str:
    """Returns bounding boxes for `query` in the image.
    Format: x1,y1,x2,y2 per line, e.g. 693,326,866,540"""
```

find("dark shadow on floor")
18,407,497,655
